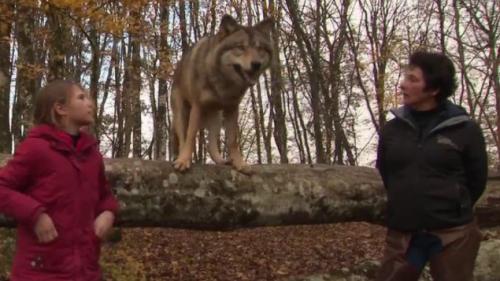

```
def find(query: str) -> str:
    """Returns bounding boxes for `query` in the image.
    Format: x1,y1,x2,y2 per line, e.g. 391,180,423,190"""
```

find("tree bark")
0,0,13,153
285,0,326,163
266,0,289,164
258,74,273,163
155,0,171,161
12,3,37,144
0,155,380,228
46,4,68,80
0,154,498,229
130,13,142,158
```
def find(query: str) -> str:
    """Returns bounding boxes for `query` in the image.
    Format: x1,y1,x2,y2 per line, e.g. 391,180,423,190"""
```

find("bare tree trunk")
324,0,354,165
130,10,142,158
112,35,124,158
459,0,500,170
495,70,500,170
12,3,37,144
434,0,447,53
452,0,474,109
285,48,312,164
89,26,102,136
46,4,68,80
285,0,326,163
121,35,132,158
349,0,406,133
266,0,289,164
347,25,380,134
99,36,118,140
0,0,13,153
249,87,263,163
155,0,171,160
209,0,217,34
147,62,157,161
67,28,84,82
495,45,500,170
178,0,189,51
283,57,306,163
257,75,272,163
262,73,276,163
190,0,200,41
245,2,262,163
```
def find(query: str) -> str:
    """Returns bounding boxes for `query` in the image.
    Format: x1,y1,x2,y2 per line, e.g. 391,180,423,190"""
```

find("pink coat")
0,124,119,281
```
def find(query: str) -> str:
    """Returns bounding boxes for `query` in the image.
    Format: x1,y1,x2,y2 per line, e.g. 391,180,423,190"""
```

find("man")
376,51,488,281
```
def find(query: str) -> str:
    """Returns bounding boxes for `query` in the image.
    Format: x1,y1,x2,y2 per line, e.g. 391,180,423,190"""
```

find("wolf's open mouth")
233,64,256,85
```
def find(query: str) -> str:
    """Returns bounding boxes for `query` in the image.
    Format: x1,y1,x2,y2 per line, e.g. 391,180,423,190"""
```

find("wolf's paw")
232,162,253,175
214,158,232,165
173,157,192,172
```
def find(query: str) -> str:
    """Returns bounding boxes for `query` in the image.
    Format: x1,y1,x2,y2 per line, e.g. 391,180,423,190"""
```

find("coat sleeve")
463,121,488,205
96,159,119,215
0,141,45,227
376,127,387,188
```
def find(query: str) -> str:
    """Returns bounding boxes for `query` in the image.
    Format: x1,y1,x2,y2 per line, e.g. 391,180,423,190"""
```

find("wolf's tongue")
242,72,256,85
234,65,254,85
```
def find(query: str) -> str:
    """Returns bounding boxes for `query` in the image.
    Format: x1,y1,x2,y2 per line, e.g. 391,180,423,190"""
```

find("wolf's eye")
234,45,245,52
258,46,269,54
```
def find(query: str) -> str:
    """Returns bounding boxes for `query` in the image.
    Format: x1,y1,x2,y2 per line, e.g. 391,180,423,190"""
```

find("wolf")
171,15,273,174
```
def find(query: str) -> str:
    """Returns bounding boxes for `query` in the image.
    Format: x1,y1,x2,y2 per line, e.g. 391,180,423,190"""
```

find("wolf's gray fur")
171,15,273,173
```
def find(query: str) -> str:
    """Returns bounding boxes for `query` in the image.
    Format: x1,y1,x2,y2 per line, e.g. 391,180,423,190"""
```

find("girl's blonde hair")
33,80,84,126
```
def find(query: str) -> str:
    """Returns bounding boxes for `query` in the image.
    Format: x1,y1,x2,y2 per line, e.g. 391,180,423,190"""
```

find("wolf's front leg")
224,108,252,175
174,104,201,171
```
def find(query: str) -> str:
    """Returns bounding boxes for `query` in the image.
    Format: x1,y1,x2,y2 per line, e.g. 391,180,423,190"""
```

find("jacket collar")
390,100,470,132
27,124,98,153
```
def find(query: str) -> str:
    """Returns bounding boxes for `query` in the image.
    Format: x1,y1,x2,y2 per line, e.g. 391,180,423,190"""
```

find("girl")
0,80,119,281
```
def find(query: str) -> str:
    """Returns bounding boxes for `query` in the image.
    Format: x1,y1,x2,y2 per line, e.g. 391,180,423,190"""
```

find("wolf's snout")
251,62,261,73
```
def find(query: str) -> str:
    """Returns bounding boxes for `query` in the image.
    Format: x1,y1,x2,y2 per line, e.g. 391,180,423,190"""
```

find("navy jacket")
377,101,487,232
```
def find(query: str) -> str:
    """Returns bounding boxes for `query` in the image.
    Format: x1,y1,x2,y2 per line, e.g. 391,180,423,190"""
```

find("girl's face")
399,66,438,111
55,86,95,127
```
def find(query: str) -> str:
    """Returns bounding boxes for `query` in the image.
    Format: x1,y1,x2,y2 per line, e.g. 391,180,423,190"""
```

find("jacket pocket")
83,229,102,272
456,183,472,214
23,245,73,274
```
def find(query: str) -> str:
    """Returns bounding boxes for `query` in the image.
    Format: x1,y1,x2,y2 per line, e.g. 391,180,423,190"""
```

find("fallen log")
0,154,498,229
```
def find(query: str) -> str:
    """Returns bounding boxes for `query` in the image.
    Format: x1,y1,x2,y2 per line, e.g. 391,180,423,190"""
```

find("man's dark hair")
409,51,457,102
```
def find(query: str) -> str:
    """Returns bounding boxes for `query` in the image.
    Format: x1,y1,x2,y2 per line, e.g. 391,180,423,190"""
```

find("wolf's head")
216,15,273,86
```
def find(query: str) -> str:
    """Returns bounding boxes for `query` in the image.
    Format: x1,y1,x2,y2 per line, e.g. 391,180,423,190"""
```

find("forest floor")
2,223,499,281
99,222,386,281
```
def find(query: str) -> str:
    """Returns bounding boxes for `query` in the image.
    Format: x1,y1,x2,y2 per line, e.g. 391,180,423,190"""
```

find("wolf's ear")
220,15,240,34
254,18,274,36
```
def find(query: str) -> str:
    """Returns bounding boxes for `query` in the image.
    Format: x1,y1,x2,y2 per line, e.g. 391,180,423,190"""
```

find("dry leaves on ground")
101,222,386,281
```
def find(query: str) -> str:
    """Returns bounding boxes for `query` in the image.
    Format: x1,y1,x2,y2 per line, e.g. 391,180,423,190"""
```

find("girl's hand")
34,213,58,243
94,211,115,239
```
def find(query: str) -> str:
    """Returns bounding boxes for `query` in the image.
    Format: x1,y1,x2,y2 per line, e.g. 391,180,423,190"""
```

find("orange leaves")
47,0,86,9
102,16,127,36
16,63,46,79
